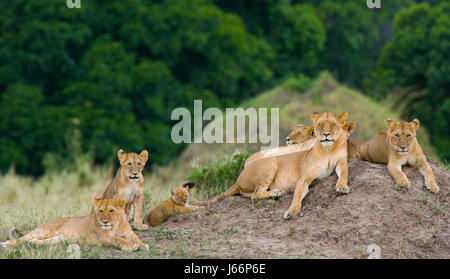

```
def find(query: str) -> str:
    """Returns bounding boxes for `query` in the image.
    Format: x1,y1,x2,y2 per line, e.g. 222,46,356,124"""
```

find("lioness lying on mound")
245,123,363,167
244,125,315,168
95,149,149,230
144,182,205,226
358,118,439,193
208,111,356,219
1,197,149,251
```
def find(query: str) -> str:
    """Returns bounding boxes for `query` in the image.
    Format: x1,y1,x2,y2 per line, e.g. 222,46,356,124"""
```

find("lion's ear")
410,119,420,130
170,189,175,196
182,182,196,189
93,196,101,208
337,112,348,123
385,118,394,128
310,111,320,122
117,149,127,165
139,150,149,163
343,121,356,135
115,197,127,209
307,126,315,137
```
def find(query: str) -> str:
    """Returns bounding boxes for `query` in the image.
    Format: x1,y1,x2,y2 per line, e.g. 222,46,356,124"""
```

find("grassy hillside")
181,72,437,164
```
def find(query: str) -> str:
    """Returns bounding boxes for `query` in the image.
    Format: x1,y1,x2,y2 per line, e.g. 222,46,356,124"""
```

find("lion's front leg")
133,195,148,230
387,161,410,189
335,158,349,194
415,157,439,193
120,229,149,251
100,235,139,251
283,174,315,220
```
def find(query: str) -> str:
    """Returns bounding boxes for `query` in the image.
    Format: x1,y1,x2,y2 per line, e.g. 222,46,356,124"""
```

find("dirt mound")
133,160,449,259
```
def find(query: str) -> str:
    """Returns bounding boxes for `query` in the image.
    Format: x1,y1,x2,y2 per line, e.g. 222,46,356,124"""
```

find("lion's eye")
128,162,131,166
110,210,114,214
395,134,400,138
99,210,103,214
138,162,141,165
407,134,411,138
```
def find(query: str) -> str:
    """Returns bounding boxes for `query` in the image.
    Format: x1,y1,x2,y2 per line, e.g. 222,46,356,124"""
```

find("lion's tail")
204,184,240,205
1,228,24,249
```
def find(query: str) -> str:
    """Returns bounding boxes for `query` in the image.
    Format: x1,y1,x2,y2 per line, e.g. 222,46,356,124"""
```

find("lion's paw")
283,208,301,220
140,243,149,250
335,184,350,194
396,179,410,190
134,223,149,231
122,244,139,252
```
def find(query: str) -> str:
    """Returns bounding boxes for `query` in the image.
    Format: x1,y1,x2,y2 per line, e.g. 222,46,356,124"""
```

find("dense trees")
0,0,447,175
365,2,450,161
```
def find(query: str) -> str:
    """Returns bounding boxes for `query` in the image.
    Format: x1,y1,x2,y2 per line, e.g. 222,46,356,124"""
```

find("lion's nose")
323,132,330,137
133,172,138,176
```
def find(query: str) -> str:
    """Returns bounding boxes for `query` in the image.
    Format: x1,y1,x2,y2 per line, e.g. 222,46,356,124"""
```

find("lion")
207,111,356,219
1,197,149,251
244,125,315,168
95,149,149,230
144,182,205,226
358,118,439,193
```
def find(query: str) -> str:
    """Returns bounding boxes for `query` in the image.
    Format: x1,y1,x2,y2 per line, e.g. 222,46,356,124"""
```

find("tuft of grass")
186,149,252,199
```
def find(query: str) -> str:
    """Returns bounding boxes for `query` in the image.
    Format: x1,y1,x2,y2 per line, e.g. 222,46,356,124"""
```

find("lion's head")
117,149,148,181
286,124,315,145
385,118,419,155
310,111,355,147
92,197,126,231
170,182,196,205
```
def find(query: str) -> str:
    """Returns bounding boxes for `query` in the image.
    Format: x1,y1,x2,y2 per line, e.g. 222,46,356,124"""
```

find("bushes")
186,149,252,198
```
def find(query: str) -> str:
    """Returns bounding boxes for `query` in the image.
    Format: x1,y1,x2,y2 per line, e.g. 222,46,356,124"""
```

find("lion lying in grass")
96,149,149,230
1,197,149,251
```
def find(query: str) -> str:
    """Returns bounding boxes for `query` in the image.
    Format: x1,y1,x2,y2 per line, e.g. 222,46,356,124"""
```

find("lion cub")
359,118,439,193
144,182,204,226
1,197,149,251
98,149,149,230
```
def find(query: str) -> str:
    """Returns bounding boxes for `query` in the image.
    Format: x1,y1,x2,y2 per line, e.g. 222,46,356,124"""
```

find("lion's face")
386,119,419,155
93,197,126,231
117,149,148,181
170,182,196,205
286,125,315,145
311,111,355,147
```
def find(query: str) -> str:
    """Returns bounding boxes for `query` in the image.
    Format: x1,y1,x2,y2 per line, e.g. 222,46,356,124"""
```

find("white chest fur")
122,181,140,202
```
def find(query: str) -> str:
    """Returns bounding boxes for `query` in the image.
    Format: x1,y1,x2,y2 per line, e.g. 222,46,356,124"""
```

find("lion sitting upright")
208,111,356,219
1,197,149,251
97,149,149,230
144,182,204,226
358,118,439,193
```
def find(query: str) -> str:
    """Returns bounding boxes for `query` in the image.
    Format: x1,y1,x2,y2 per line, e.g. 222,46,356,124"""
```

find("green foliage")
365,2,450,161
186,150,252,198
0,0,447,174
281,74,313,92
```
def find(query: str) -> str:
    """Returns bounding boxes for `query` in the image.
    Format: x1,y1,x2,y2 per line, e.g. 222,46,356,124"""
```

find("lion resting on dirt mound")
358,118,439,193
208,111,356,219
1,197,149,251
145,182,205,226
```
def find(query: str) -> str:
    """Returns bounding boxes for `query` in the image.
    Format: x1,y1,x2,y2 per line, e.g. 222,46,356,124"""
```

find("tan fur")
144,182,204,226
358,118,439,193
208,112,356,219
96,149,149,230
244,125,315,168
1,198,149,251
